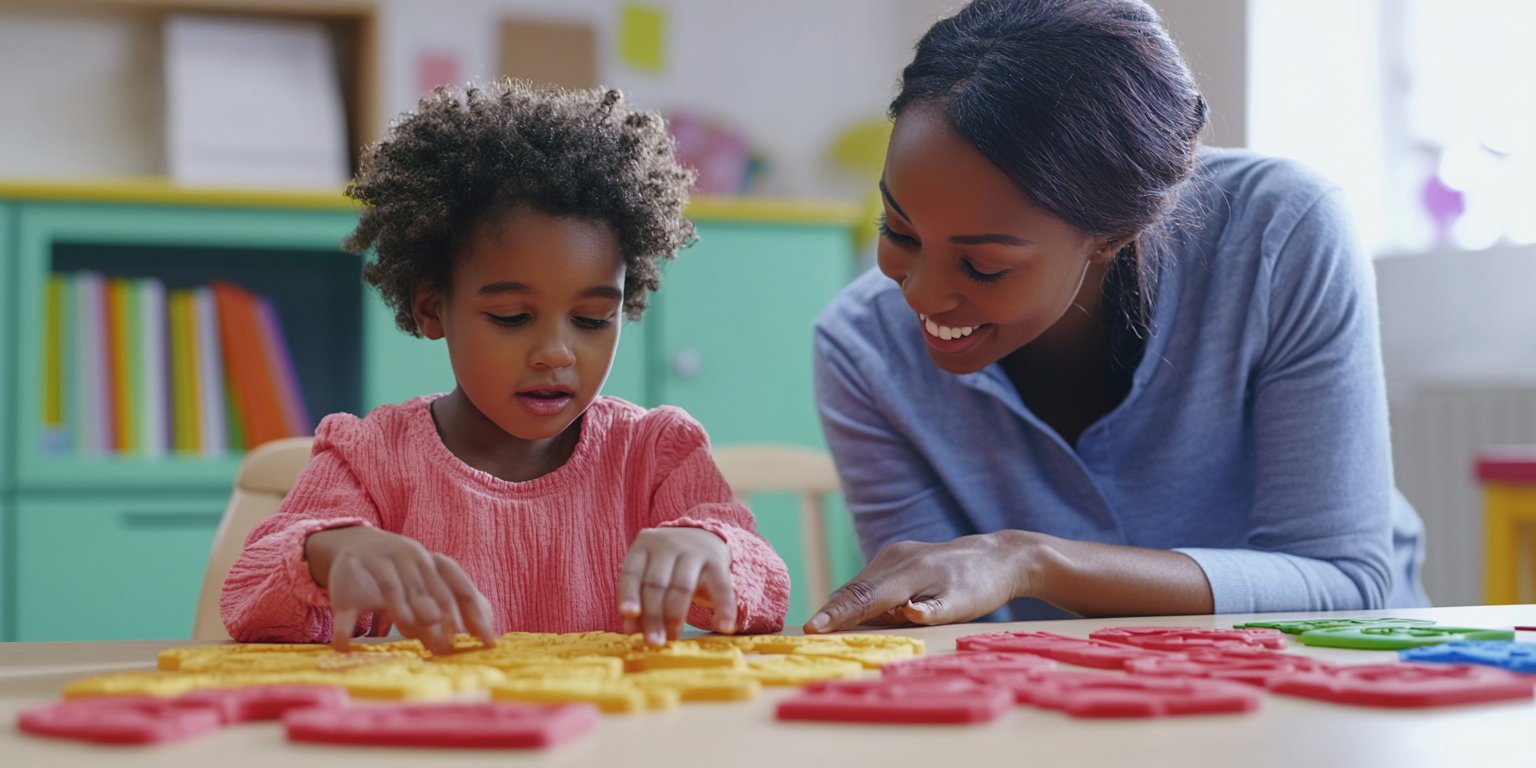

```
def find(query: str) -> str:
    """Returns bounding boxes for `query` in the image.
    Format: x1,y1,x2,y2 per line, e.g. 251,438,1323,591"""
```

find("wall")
1149,0,1246,148
0,0,1244,197
373,0,968,199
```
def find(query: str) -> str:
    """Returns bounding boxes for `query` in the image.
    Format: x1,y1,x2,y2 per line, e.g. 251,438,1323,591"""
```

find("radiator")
1390,387,1536,606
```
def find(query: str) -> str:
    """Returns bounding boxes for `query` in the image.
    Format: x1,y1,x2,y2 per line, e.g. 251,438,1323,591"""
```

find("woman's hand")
618,527,736,646
805,532,1036,633
804,531,1217,633
305,526,498,655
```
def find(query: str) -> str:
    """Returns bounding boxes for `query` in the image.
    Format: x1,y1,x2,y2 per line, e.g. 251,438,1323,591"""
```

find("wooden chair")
711,444,842,609
191,437,316,641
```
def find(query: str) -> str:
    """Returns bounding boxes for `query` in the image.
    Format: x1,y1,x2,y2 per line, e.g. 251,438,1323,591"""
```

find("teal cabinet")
0,196,445,641
1,203,12,642
15,494,226,641
647,222,859,623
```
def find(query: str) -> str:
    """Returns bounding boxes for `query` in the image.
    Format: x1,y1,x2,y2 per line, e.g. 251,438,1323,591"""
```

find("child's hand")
304,526,497,655
618,527,736,646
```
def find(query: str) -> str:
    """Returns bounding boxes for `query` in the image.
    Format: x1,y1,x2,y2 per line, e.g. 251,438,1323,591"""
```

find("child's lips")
515,389,574,417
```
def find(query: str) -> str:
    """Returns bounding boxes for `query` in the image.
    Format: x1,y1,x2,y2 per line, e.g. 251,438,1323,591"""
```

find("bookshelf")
0,180,864,640
13,203,388,491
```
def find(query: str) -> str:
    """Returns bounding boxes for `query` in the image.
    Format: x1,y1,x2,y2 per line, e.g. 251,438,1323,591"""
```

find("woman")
806,0,1427,632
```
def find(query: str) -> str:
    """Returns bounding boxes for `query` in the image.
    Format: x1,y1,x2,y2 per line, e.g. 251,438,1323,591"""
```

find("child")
220,82,791,653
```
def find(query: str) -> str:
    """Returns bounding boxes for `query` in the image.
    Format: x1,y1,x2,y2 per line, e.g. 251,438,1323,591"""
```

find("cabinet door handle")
120,511,223,529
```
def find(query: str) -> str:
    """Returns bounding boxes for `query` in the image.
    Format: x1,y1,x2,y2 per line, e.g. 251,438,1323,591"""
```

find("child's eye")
486,312,531,326
962,258,1008,285
878,215,919,248
572,316,613,331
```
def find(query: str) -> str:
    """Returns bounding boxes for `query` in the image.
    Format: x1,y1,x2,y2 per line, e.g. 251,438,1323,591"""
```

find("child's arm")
219,429,494,652
617,409,791,644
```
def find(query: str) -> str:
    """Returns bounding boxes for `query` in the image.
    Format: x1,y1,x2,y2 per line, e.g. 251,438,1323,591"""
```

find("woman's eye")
962,259,1007,284
486,312,531,326
572,316,613,331
878,216,919,247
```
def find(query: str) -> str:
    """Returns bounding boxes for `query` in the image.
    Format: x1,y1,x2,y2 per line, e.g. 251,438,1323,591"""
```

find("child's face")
416,206,625,441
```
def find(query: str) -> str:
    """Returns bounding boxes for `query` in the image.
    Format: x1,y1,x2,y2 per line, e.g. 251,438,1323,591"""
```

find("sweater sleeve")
219,417,383,642
1176,188,1397,612
814,319,975,559
645,409,791,634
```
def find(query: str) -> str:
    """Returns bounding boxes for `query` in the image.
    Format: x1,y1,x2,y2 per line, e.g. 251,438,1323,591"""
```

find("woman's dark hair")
893,0,1207,337
344,80,696,335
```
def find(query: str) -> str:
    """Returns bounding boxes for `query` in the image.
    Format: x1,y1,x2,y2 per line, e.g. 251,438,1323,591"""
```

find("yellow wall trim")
0,178,859,226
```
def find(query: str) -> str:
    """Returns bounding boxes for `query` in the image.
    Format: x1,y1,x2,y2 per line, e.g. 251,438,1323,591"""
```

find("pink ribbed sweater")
220,395,791,642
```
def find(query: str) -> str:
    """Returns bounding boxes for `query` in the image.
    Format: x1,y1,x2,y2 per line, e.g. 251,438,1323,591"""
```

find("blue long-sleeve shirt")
814,149,1428,620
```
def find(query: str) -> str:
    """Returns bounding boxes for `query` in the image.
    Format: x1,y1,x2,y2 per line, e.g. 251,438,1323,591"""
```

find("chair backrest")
711,443,841,609
192,437,316,641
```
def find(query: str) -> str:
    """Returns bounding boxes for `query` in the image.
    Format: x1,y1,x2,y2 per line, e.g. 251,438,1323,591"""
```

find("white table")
5,604,1535,768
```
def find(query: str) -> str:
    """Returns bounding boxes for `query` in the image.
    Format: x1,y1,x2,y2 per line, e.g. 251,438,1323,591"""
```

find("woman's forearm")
1006,530,1214,617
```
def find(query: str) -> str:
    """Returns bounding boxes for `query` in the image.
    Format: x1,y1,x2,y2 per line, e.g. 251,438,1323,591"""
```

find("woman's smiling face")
877,105,1119,375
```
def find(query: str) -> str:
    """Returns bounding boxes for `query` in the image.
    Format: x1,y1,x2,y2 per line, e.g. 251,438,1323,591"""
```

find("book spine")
170,291,199,455
193,287,227,458
73,273,103,455
107,279,138,455
139,278,169,459
42,274,66,454
60,272,77,454
254,295,311,436
213,282,288,449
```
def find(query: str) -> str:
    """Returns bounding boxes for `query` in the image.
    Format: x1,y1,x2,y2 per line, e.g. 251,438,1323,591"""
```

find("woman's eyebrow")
950,233,1031,246
880,179,1031,246
878,180,911,223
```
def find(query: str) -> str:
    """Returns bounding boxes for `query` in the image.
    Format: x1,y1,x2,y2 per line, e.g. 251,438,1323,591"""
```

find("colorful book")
211,284,268,448
42,274,68,454
73,272,111,456
50,273,318,458
254,295,311,436
137,278,169,459
193,287,227,458
168,290,199,454
106,279,138,454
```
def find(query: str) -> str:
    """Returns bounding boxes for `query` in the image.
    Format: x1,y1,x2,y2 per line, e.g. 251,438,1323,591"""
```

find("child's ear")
413,286,448,340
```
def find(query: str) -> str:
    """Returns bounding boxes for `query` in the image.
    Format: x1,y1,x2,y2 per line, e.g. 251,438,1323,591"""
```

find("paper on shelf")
164,14,349,188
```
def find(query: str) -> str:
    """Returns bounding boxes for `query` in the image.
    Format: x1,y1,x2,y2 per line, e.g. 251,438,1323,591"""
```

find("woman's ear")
1089,235,1129,264
413,286,448,340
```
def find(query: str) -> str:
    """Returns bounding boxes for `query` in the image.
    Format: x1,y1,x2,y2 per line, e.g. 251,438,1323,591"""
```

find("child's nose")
529,327,576,370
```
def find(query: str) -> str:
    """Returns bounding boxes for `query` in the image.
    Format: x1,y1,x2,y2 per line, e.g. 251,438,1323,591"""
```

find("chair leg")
800,494,832,611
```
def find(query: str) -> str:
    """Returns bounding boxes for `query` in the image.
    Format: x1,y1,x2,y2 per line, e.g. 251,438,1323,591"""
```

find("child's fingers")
362,559,419,629
331,607,360,653
392,561,459,655
640,552,679,646
662,556,705,641
389,556,446,629
434,554,497,645
616,547,649,620
700,560,737,634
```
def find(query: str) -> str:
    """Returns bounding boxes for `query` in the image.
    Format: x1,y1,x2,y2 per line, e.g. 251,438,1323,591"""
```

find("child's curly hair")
343,80,697,335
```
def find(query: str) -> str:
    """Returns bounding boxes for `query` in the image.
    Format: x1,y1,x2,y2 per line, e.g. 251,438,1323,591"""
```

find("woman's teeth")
921,315,975,341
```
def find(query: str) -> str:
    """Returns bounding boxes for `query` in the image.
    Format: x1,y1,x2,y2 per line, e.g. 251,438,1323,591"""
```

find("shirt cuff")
657,516,790,634
276,517,374,608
